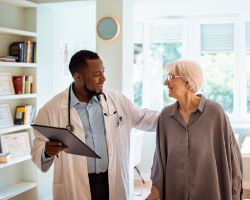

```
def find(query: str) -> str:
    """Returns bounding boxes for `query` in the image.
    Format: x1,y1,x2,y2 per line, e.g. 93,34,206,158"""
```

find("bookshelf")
0,181,37,200
0,0,37,199
0,27,37,37
0,94,36,100
0,62,36,68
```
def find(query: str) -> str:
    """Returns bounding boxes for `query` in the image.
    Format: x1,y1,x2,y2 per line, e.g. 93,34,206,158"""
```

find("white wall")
37,1,96,110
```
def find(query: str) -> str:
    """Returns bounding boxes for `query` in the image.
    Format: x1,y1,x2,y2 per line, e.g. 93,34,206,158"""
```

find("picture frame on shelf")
0,104,14,128
0,73,15,96
0,132,31,158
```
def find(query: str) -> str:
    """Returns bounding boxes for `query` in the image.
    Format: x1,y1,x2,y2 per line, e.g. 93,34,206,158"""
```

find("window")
133,44,143,107
246,21,250,113
133,23,144,107
247,53,250,113
149,42,182,106
133,22,184,110
200,23,235,113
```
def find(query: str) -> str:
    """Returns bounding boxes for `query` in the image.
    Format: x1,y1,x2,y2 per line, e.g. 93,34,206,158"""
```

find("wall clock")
97,17,120,41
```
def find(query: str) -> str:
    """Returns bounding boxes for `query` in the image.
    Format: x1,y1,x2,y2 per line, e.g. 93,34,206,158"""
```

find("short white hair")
166,60,203,93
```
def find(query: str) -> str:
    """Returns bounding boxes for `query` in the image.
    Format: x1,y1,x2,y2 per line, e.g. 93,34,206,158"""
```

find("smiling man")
31,50,159,200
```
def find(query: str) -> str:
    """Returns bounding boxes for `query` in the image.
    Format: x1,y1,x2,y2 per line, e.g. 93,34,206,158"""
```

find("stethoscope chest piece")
66,124,74,132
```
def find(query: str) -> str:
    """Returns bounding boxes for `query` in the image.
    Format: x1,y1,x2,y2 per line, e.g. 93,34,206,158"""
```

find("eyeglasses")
166,74,182,80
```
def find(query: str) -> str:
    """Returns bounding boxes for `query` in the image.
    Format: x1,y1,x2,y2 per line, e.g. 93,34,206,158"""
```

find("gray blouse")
151,94,242,200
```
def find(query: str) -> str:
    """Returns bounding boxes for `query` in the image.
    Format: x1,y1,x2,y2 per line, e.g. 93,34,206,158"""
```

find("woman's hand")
145,184,160,200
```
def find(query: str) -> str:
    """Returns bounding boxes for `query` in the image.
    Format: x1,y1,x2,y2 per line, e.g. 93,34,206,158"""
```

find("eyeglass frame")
166,74,182,80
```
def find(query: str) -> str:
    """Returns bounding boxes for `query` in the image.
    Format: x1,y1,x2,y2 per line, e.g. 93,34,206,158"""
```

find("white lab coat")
31,88,159,200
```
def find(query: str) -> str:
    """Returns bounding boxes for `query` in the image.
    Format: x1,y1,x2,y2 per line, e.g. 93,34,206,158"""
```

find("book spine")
12,76,24,94
15,106,26,125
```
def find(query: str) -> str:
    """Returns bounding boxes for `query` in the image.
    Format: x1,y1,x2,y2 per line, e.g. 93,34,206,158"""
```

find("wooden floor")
133,179,151,200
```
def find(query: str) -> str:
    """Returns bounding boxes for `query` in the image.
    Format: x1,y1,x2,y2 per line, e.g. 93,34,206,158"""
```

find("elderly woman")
146,60,242,200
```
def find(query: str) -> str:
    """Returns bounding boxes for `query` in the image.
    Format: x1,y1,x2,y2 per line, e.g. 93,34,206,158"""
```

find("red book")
12,76,25,94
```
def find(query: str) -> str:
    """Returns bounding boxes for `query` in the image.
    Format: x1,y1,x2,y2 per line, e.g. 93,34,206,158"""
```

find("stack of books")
9,41,36,63
12,75,33,94
15,105,35,125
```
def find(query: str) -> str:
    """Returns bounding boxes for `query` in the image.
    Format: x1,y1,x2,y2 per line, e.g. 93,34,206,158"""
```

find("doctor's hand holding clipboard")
31,124,101,159
44,140,67,158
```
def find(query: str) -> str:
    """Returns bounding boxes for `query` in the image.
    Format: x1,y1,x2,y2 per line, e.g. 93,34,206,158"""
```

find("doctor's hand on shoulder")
45,141,67,158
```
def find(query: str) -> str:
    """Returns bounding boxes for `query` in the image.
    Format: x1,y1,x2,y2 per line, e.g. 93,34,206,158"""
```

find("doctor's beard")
84,85,102,99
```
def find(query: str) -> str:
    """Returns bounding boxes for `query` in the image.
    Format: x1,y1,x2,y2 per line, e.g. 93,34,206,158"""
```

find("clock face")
97,17,120,40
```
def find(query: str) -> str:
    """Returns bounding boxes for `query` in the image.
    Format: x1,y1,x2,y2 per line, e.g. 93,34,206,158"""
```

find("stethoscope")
66,84,123,132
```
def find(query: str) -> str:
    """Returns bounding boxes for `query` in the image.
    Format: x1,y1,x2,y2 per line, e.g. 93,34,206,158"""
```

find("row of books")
9,41,36,63
12,75,33,94
15,104,36,125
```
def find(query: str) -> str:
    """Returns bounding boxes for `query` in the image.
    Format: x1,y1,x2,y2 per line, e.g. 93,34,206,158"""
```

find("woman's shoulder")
204,97,226,116
205,98,223,110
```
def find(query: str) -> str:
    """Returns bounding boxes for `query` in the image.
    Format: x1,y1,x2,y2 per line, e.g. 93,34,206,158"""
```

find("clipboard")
31,124,101,159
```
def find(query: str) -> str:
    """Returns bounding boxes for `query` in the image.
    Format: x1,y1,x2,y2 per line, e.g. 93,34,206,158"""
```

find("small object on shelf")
0,132,31,158
12,75,25,94
24,75,33,94
0,56,16,62
0,73,15,95
0,104,14,128
14,106,25,125
0,152,11,163
14,105,34,125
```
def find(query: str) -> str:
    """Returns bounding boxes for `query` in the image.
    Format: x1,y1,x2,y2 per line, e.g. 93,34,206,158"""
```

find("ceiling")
30,0,89,3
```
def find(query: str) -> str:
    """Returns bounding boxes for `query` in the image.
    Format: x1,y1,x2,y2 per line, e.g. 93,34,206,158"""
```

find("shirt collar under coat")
70,85,100,108
169,94,206,118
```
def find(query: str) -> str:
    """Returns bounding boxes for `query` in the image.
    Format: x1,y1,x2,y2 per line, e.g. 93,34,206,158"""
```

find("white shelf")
0,62,36,68
0,155,31,169
0,94,36,100
0,27,36,37
0,0,36,8
0,125,31,135
0,181,37,200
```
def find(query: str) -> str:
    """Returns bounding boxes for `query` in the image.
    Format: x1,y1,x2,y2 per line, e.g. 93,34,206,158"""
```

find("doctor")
31,50,159,200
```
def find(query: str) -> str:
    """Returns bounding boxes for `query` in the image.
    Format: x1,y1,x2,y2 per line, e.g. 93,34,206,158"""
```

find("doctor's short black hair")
69,50,100,76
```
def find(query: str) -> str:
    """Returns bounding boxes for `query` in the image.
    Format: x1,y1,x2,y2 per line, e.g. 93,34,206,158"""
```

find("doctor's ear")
73,72,81,81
